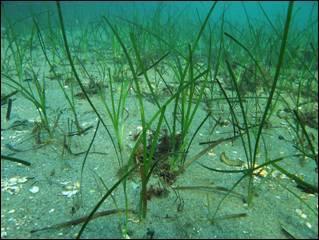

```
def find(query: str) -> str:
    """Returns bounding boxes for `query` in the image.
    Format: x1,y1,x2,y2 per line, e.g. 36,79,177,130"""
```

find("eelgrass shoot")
2,1,317,239
198,1,298,218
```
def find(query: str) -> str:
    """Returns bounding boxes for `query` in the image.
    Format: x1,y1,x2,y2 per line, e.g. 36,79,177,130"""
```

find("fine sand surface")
1,36,318,238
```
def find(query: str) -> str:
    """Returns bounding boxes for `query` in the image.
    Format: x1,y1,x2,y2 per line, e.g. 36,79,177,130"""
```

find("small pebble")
8,177,18,185
60,181,70,185
17,177,28,183
29,186,39,194
208,150,216,157
61,190,78,198
271,171,280,178
295,208,302,215
305,222,312,229
49,209,55,213
8,209,15,214
1,231,7,238
74,181,80,188
301,213,307,219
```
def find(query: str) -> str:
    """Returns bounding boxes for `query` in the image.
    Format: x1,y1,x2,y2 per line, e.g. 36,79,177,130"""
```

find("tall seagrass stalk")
248,1,294,204
56,2,119,161
56,2,131,234
217,1,294,205
198,2,295,220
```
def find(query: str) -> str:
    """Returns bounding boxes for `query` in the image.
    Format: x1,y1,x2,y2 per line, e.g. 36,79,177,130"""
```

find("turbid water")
1,1,318,239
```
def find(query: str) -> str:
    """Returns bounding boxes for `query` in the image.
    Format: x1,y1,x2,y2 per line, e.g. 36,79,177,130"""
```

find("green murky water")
1,2,318,239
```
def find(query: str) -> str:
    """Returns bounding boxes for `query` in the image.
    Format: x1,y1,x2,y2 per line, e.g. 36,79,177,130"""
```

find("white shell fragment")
306,222,312,229
1,176,30,195
17,177,28,183
8,209,15,214
207,150,216,157
61,190,78,198
61,181,80,198
295,208,308,220
49,208,55,213
29,186,39,194
8,177,18,185
5,186,20,195
295,208,302,215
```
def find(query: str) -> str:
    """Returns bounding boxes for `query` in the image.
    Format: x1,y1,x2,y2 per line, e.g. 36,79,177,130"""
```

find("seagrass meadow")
1,1,318,239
